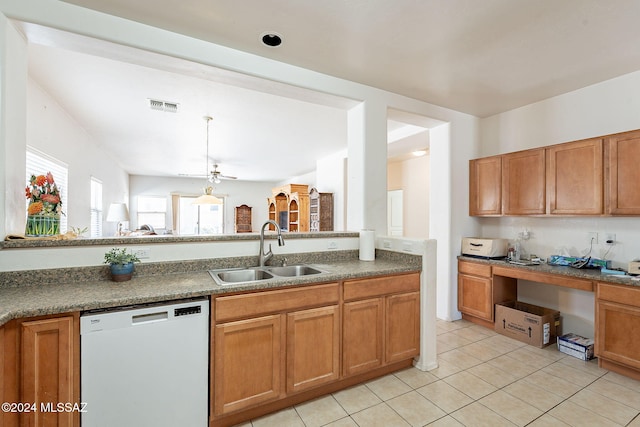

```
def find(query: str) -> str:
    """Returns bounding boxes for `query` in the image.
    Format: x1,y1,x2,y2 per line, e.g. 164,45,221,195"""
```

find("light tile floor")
235,319,640,426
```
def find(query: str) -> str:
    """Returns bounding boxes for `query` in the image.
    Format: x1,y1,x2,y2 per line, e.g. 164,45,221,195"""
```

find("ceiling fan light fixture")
192,186,223,205
191,116,223,205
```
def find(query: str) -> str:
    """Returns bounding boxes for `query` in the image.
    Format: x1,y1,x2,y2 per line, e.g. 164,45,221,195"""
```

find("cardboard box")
557,333,595,360
495,301,561,348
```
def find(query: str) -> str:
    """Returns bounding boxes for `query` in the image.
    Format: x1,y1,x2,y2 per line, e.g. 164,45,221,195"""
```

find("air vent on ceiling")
149,99,179,113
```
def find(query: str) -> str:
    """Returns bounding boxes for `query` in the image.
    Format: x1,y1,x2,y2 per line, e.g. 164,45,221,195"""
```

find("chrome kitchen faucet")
259,220,285,266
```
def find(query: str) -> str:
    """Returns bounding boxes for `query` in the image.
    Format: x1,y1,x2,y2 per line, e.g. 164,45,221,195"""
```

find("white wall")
316,150,348,231
387,154,430,238
479,70,640,337
28,78,129,235
129,175,276,233
0,2,482,324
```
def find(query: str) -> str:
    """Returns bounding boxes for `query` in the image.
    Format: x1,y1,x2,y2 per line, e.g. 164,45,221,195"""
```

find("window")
137,196,167,230
90,177,103,237
178,196,224,235
26,147,68,233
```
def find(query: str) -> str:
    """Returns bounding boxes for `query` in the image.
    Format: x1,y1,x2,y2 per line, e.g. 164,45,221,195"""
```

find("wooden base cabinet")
343,273,420,377
212,283,341,420
2,313,80,427
211,273,421,427
596,283,640,379
214,315,284,415
457,260,516,327
343,299,384,376
286,306,340,393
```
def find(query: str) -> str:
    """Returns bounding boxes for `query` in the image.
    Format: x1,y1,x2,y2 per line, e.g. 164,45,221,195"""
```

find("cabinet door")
458,273,493,321
606,130,640,214
469,156,502,216
386,292,420,363
502,149,546,215
343,298,383,376
596,300,640,370
0,326,4,427
21,315,78,427
214,315,283,415
547,138,603,215
286,305,339,394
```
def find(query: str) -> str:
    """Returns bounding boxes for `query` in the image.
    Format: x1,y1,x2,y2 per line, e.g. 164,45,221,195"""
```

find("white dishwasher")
80,298,209,427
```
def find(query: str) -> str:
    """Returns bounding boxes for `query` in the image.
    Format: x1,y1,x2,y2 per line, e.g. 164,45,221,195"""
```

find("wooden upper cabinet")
469,156,502,216
547,138,604,215
502,149,546,215
606,130,640,215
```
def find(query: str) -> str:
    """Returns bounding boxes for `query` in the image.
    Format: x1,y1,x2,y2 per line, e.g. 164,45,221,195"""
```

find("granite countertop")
1,231,359,249
0,252,421,327
458,255,640,287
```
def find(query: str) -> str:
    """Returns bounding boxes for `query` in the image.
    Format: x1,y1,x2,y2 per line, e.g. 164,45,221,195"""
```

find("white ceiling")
20,0,640,181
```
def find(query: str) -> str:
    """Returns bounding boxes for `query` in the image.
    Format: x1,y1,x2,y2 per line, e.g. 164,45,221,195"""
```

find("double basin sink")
209,264,325,285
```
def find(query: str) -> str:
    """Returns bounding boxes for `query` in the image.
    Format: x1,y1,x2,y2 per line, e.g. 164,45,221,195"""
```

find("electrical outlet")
605,233,616,245
586,232,598,245
134,247,151,259
382,240,392,249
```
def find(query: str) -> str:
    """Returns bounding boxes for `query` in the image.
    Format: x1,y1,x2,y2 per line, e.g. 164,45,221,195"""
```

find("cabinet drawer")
458,260,491,278
215,283,339,322
343,273,420,301
597,282,640,307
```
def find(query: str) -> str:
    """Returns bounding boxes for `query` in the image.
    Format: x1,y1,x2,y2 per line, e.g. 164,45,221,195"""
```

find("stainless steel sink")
209,264,325,285
266,265,323,277
209,268,274,285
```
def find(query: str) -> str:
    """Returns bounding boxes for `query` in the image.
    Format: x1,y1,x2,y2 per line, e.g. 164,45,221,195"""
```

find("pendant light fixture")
192,116,223,205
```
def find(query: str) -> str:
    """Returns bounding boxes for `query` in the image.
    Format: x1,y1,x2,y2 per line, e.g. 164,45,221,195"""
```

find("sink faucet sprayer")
259,220,285,266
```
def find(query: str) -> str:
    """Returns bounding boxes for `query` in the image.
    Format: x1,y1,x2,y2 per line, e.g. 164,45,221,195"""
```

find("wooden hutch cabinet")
234,204,252,233
267,184,310,232
309,188,333,232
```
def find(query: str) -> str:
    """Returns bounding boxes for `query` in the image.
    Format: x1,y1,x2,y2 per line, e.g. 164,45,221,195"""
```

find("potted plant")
104,248,140,282
25,172,63,237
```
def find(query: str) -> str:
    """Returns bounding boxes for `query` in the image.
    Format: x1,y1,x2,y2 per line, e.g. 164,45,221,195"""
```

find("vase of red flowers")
25,172,63,237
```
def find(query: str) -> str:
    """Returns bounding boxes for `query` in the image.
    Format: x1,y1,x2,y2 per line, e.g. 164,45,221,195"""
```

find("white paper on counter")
359,229,375,261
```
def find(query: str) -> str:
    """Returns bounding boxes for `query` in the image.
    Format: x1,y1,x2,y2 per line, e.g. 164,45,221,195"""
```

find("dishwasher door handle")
132,311,169,325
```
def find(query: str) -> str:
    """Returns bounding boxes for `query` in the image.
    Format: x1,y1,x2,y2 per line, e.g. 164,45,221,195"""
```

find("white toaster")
462,237,508,259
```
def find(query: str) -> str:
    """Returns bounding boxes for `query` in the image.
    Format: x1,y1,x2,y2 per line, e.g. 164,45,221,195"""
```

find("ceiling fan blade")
178,173,208,178
219,174,237,180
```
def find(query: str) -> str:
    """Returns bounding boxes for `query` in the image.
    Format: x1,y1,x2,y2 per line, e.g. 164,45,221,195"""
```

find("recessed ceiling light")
412,150,428,157
260,31,283,48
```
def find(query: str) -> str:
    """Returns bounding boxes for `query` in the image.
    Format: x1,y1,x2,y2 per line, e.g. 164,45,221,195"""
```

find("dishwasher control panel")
175,305,202,317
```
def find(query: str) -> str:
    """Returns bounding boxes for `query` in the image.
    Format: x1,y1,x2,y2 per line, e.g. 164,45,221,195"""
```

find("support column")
0,14,28,237
346,100,387,233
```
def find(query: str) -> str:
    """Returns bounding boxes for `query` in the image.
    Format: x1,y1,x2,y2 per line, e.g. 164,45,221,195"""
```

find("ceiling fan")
209,164,237,184
179,164,237,183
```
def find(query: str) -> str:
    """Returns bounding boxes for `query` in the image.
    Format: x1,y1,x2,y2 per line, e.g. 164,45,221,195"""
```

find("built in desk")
458,256,640,381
